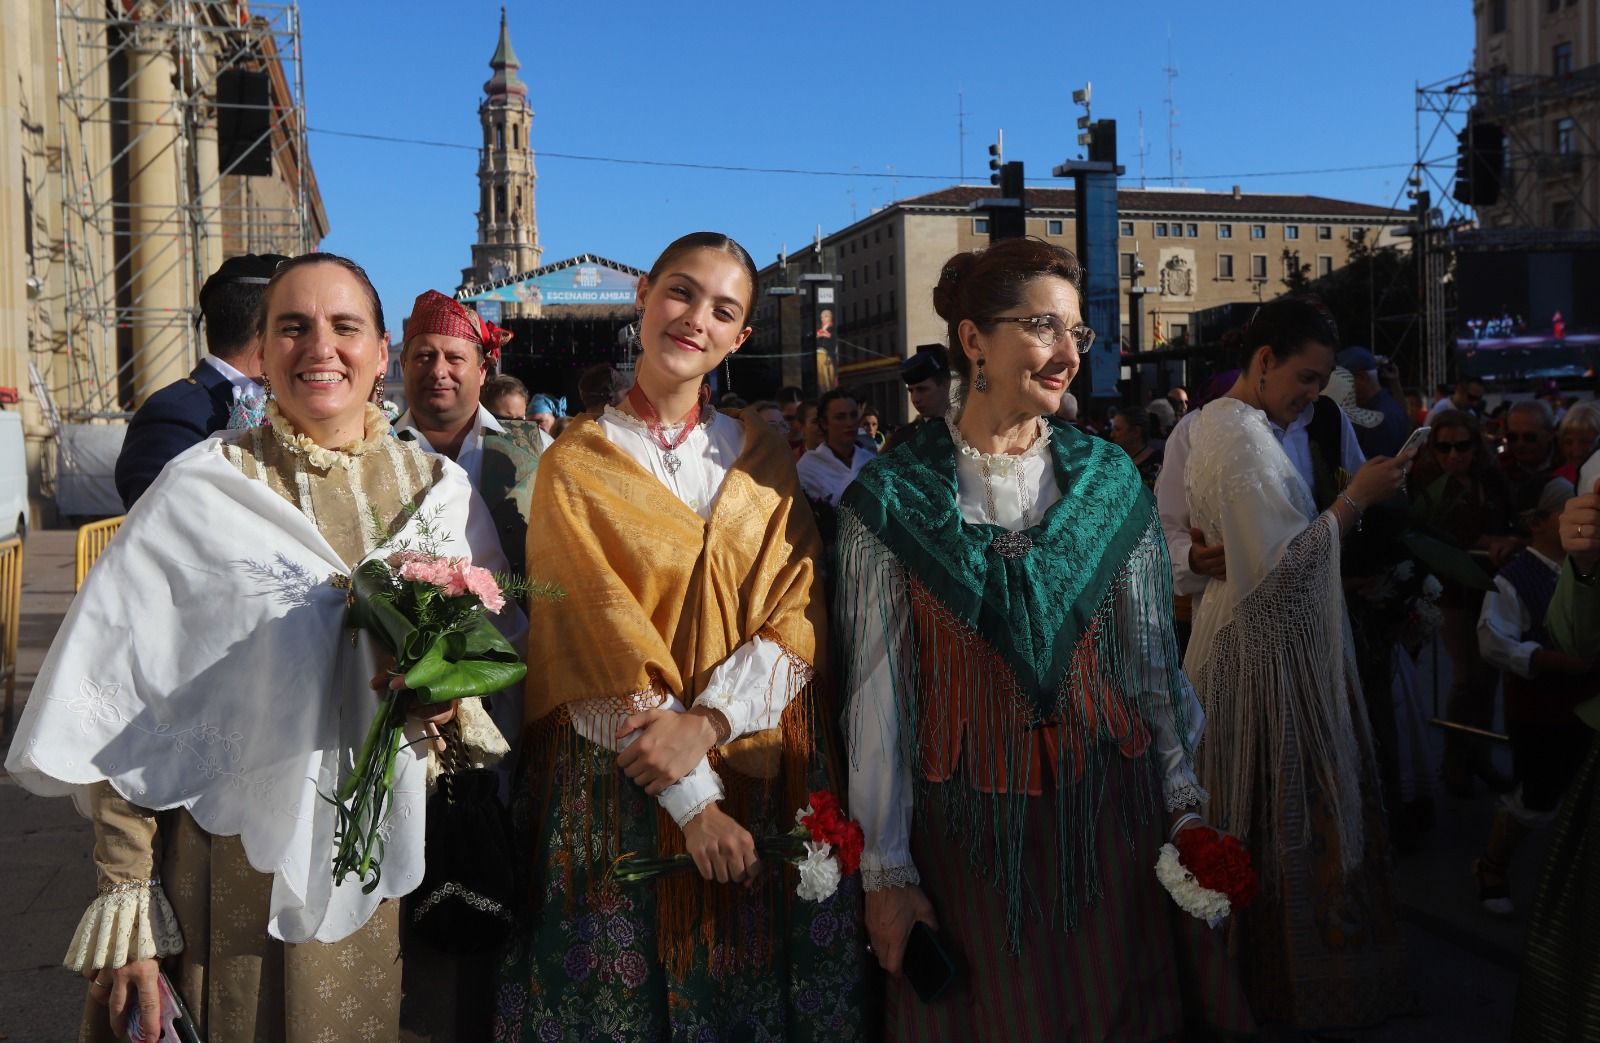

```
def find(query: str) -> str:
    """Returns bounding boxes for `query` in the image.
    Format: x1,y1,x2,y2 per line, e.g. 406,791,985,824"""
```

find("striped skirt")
886,767,1255,1043
1513,735,1600,1042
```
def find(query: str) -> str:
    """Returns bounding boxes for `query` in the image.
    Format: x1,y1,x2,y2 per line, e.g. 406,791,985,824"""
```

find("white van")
0,410,27,540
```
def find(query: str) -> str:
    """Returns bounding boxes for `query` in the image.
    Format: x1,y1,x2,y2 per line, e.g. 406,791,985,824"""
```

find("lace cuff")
424,698,510,786
1164,781,1209,812
65,879,184,972
862,865,921,892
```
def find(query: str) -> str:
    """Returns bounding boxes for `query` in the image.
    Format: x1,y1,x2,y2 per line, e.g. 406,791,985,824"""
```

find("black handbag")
408,737,518,953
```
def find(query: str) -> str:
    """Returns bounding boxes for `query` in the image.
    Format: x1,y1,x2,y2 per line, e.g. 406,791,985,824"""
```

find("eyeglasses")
984,314,1095,350
1435,439,1475,454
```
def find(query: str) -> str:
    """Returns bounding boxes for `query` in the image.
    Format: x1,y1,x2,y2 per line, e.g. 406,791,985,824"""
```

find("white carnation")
795,841,841,902
1393,561,1415,582
1154,843,1230,928
795,804,814,826
1421,575,1443,600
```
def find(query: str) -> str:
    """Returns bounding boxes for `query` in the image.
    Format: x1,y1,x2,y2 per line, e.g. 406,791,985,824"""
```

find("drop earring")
260,374,274,400
974,357,990,393
372,375,385,403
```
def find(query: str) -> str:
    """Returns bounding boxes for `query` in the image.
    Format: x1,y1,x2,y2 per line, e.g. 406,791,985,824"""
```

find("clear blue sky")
303,0,1473,335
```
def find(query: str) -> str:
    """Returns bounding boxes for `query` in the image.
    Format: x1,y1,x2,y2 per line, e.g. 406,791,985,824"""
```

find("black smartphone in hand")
903,920,959,1003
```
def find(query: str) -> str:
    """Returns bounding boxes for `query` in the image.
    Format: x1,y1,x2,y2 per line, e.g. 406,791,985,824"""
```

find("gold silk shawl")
523,410,827,971
524,411,823,744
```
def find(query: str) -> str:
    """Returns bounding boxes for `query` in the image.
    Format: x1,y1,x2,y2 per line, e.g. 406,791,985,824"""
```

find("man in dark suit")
392,290,544,575
114,253,287,508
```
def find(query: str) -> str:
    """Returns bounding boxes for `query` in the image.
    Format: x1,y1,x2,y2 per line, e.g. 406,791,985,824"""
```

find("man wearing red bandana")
394,289,547,576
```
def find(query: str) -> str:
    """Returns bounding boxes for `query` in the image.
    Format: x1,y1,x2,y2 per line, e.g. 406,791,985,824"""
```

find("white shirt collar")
393,404,502,487
203,355,261,397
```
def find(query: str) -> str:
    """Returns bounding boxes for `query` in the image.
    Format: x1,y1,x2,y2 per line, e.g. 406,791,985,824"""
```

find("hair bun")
932,251,979,322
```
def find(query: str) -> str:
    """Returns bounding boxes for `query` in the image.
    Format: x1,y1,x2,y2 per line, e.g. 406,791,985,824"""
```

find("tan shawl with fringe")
523,411,823,757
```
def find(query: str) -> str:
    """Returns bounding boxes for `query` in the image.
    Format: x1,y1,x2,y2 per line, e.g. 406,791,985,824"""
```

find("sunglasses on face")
1435,439,1474,454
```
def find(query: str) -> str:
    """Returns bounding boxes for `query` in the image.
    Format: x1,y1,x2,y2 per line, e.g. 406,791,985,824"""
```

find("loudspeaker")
1452,119,1503,207
216,69,272,177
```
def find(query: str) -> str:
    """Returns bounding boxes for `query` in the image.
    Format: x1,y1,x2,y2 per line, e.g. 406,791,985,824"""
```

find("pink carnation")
457,563,505,614
386,552,505,613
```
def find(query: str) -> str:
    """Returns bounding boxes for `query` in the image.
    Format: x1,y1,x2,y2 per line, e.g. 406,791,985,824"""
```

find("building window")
889,290,896,312
1317,225,1333,240
1284,225,1300,240
1284,252,1301,278
1491,0,1506,33
1250,224,1266,239
1186,223,1198,237
494,186,506,221
1556,116,1576,156
1317,255,1333,278
1554,42,1573,76
973,218,989,235
495,123,504,149
1171,224,1185,238
1217,224,1233,239
1217,254,1235,279
1155,222,1168,237
1120,221,1135,236
512,124,519,150
1120,252,1138,278
851,269,857,289
874,229,881,244
1048,219,1064,236
889,255,895,275
1250,254,1268,280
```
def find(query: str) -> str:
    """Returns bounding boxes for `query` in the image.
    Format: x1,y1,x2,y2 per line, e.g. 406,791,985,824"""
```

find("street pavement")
0,530,1526,1041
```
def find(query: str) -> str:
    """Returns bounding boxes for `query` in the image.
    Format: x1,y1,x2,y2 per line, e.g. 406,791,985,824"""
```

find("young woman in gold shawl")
493,233,864,1041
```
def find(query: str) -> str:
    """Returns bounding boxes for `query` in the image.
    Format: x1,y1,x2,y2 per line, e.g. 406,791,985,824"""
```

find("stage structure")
1414,68,1600,391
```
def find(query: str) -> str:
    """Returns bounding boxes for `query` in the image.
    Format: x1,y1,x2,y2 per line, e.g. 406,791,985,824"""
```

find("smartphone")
903,920,959,1003
1397,425,1432,466
126,972,202,1043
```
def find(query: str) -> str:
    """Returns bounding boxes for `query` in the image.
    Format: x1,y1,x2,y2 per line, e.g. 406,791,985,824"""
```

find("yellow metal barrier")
0,536,21,732
74,515,125,592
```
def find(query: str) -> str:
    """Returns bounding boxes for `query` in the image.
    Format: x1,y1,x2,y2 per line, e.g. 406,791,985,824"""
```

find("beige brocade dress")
79,408,481,1043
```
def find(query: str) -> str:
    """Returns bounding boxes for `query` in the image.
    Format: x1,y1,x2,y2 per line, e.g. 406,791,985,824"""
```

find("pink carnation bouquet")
331,534,558,892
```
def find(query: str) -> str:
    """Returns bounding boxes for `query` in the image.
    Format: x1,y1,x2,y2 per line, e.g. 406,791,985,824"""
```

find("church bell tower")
460,8,541,315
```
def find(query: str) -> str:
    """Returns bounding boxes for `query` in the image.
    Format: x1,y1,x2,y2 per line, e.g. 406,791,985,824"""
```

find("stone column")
127,25,189,403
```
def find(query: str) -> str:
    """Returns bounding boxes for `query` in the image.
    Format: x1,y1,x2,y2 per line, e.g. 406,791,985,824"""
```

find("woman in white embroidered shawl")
1183,295,1414,1033
6,254,514,1042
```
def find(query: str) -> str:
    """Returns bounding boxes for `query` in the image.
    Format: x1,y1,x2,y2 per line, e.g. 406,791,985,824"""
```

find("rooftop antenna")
958,87,967,183
1137,107,1149,189
1164,29,1183,186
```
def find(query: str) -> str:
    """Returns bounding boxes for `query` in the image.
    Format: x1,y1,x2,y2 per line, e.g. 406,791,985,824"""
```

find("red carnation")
1174,828,1257,908
798,790,865,876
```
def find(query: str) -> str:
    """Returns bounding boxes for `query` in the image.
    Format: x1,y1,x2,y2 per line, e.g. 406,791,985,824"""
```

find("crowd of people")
7,233,1600,1042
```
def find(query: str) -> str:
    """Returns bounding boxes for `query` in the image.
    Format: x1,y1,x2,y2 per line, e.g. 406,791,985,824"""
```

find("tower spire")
485,6,525,97
461,9,541,310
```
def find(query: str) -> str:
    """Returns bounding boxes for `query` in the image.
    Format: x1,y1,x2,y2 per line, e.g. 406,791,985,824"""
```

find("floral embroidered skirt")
492,733,866,1043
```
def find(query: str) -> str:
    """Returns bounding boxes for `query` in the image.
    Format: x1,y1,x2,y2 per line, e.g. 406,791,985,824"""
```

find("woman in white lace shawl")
1182,296,1415,1032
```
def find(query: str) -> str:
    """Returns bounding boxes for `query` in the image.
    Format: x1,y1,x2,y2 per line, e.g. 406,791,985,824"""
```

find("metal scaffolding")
51,0,312,422
1413,67,1600,392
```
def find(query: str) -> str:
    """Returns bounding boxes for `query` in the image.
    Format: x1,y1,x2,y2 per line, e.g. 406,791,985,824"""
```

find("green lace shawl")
839,418,1156,712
